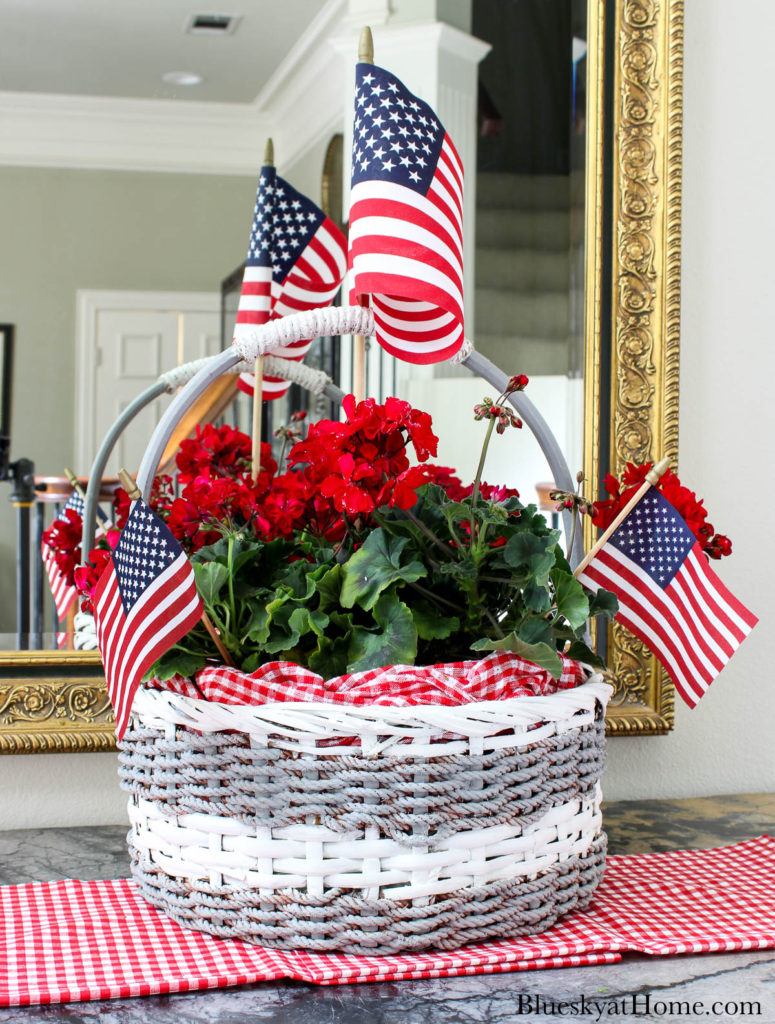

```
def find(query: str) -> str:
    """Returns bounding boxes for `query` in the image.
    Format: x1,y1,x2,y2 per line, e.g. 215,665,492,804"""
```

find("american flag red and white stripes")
577,487,757,708
93,498,202,739
348,62,465,364
233,165,347,399
41,491,84,622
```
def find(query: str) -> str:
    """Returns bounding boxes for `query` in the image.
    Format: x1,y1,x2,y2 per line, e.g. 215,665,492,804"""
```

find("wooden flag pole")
574,457,671,579
352,27,374,406
251,137,274,481
117,468,234,667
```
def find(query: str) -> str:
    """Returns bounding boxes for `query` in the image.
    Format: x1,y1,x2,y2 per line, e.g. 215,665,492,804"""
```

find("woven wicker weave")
119,677,611,954
101,305,612,954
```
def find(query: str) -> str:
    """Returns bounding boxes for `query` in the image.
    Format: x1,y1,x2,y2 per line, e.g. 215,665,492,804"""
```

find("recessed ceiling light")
162,71,204,87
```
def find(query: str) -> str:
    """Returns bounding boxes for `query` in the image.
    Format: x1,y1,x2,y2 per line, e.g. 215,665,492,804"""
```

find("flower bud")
506,373,529,393
576,470,585,484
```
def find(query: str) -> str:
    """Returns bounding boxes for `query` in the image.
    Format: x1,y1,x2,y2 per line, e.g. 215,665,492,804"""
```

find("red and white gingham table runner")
1,837,774,1006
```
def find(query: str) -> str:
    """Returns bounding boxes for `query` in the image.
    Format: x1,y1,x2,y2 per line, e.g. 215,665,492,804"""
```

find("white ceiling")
0,0,327,104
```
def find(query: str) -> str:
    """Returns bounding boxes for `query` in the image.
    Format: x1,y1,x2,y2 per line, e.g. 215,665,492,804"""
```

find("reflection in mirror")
3,0,589,643
0,0,684,747
387,0,587,534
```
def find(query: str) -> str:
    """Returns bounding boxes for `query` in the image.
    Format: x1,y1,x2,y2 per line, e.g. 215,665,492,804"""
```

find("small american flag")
349,62,465,364
42,492,83,622
93,498,202,739
578,487,757,708
234,164,347,399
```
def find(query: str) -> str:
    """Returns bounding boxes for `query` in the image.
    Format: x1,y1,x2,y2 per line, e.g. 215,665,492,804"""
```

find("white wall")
603,0,774,799
1,0,773,830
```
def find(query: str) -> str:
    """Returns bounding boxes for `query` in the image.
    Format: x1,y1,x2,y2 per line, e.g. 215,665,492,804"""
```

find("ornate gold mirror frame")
0,0,683,753
0,650,111,752
585,0,683,734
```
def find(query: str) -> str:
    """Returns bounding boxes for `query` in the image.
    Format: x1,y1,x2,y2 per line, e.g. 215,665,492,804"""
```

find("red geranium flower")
591,462,730,558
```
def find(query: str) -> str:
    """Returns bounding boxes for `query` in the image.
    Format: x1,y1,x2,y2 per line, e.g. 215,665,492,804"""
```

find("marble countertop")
1,793,774,1023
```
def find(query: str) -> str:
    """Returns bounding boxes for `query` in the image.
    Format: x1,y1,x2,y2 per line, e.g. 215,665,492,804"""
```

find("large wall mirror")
0,0,683,752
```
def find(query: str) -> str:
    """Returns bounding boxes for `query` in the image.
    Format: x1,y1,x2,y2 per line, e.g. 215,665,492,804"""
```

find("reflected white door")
75,290,221,475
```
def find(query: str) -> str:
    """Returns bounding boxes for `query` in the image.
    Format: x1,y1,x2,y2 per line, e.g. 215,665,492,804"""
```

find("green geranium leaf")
440,500,474,525
315,564,343,610
241,651,263,673
470,631,563,679
192,537,230,564
288,606,329,639
347,591,418,672
147,646,207,682
438,559,478,582
565,639,607,672
551,569,590,630
274,560,320,600
308,632,351,678
261,597,309,654
587,587,619,619
193,561,230,606
503,532,556,580
523,577,551,614
518,617,555,647
411,599,460,640
340,530,427,610
243,602,271,644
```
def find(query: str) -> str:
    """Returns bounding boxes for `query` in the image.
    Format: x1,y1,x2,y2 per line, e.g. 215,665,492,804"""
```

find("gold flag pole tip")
118,469,141,502
646,457,671,485
263,137,274,166
359,26,374,64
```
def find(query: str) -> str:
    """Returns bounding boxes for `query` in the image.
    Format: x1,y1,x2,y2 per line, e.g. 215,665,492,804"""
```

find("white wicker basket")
105,303,610,954
119,676,611,953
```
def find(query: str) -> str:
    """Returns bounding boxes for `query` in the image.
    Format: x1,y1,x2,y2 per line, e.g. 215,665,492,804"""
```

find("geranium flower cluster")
54,398,526,616
41,506,89,588
288,395,439,518
591,462,732,559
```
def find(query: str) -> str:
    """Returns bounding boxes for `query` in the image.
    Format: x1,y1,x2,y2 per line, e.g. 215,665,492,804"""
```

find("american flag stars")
351,70,444,194
245,167,324,284
112,501,179,613
610,491,695,587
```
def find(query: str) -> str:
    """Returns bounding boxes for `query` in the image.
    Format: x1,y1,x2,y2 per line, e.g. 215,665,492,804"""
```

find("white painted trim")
75,290,220,474
330,19,491,66
258,30,348,174
0,92,271,175
253,0,346,112
0,0,351,177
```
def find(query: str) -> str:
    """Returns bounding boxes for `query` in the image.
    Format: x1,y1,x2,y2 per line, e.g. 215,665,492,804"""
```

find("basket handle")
132,304,582,565
81,351,344,556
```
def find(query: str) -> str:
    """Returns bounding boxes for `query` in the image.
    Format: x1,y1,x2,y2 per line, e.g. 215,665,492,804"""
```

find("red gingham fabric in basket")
148,651,586,706
1,837,774,1006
